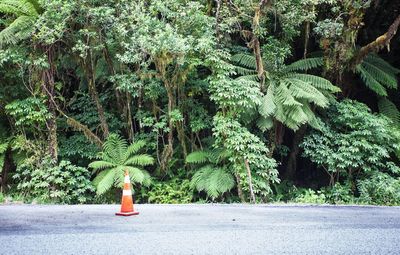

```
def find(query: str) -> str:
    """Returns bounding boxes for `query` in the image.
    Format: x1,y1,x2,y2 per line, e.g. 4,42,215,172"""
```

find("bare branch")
353,14,400,66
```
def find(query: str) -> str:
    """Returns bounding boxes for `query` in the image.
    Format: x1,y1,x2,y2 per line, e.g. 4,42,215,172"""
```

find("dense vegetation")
1,0,399,205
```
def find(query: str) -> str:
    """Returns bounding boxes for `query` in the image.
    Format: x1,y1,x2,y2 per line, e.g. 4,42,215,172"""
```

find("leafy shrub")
357,172,400,206
322,183,354,204
58,134,100,164
271,180,298,202
294,188,326,204
302,100,400,183
13,157,94,204
0,192,4,203
142,179,193,204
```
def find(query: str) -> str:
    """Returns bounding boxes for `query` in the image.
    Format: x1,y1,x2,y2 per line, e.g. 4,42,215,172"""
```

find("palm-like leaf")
89,134,154,195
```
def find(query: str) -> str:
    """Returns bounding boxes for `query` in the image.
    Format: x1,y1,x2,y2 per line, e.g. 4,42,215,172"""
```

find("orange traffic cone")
116,170,139,216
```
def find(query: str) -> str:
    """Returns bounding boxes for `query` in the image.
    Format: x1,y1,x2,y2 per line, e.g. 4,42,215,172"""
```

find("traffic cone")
115,170,139,216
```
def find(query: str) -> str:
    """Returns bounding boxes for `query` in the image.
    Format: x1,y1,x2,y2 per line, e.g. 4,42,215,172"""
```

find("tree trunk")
352,14,400,67
249,0,270,90
235,173,246,202
244,159,256,203
41,45,58,161
85,52,109,139
1,146,15,193
160,86,175,172
126,92,134,142
284,125,307,181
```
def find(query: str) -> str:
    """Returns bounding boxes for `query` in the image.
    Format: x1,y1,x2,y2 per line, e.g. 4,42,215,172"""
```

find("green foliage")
5,97,50,129
0,192,4,203
13,157,94,204
89,134,153,195
58,134,100,163
357,172,400,206
294,188,326,204
302,100,400,177
213,114,279,200
322,182,354,204
143,178,193,204
0,140,8,169
302,100,400,204
0,0,399,206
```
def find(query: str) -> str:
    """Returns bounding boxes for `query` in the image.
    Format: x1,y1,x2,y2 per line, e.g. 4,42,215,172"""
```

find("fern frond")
102,134,127,165
125,166,147,184
92,169,109,187
259,84,276,117
125,154,154,166
186,150,210,164
286,104,309,125
213,168,235,195
275,81,302,107
286,78,329,108
365,54,400,75
191,166,234,199
378,97,400,125
141,170,152,187
257,116,274,131
96,168,116,195
191,165,214,192
361,61,398,89
231,53,257,70
236,74,259,82
356,65,387,96
288,73,341,93
235,66,256,76
88,160,116,172
284,57,323,72
125,140,146,158
0,0,38,16
0,15,35,46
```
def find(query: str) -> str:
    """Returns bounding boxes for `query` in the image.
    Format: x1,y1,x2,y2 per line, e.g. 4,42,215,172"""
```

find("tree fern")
0,0,41,46
89,134,154,195
186,149,234,200
190,166,235,200
231,52,339,131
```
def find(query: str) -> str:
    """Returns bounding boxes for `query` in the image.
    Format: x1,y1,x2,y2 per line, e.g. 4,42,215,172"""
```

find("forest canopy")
0,0,400,205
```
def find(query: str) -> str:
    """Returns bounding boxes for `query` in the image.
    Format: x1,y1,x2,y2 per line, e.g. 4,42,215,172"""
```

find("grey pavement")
0,204,399,254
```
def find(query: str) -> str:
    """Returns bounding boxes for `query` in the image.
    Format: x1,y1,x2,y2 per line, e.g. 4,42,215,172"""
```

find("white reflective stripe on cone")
123,189,132,196
124,175,130,183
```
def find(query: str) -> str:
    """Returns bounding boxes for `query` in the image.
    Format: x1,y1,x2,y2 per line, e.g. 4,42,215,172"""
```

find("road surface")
0,204,399,254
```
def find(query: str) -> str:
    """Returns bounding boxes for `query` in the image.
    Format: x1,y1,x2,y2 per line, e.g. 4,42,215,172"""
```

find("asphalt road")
0,204,399,254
